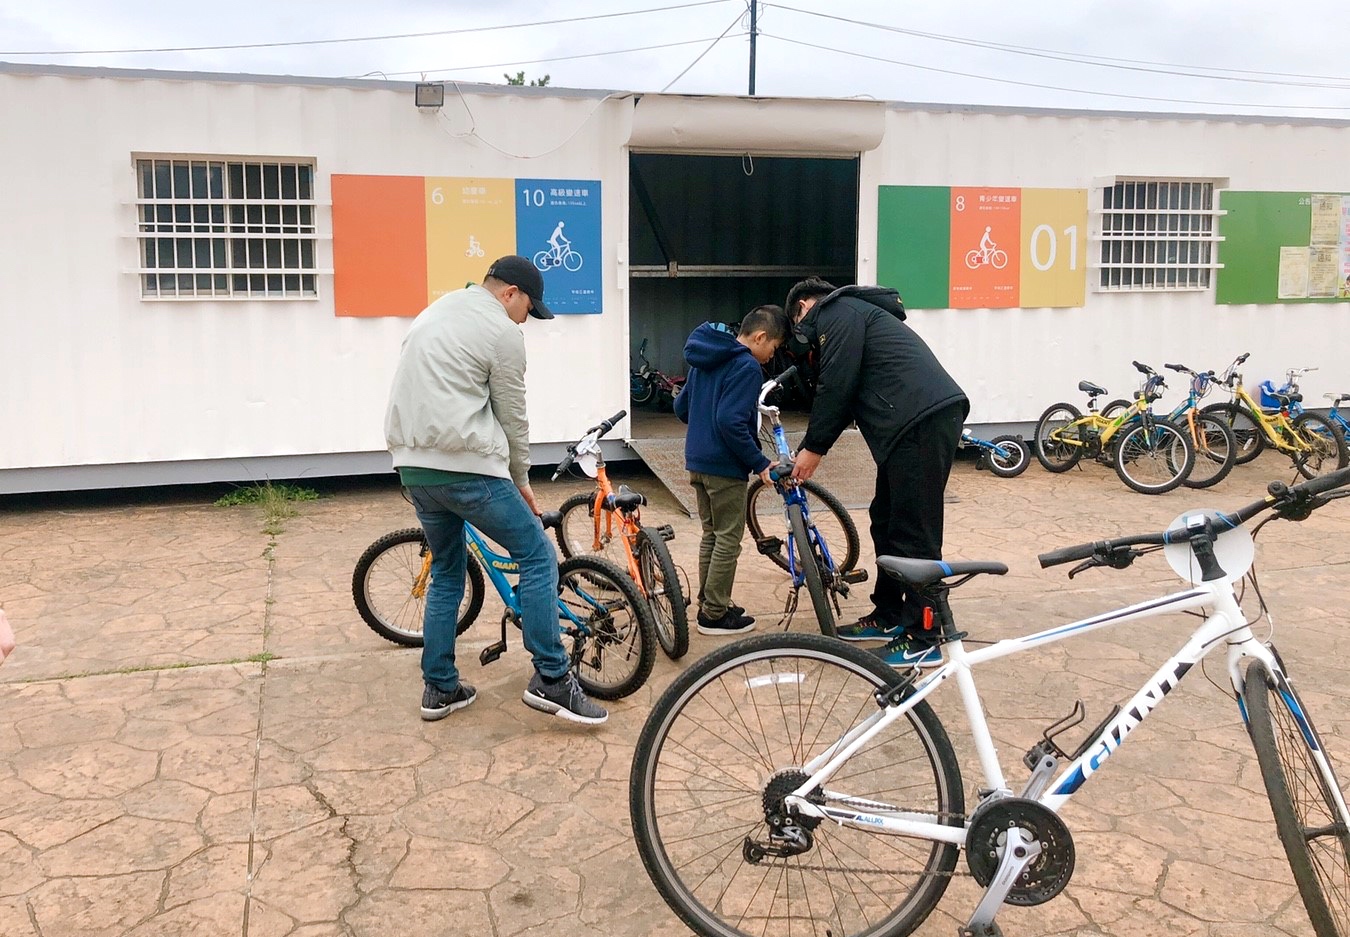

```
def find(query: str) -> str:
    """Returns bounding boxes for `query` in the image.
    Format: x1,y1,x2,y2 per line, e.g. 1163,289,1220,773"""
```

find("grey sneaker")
421,682,477,721
522,671,608,725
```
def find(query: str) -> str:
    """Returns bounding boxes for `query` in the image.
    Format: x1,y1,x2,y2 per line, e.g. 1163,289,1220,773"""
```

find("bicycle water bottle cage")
1077,380,1107,398
613,486,646,512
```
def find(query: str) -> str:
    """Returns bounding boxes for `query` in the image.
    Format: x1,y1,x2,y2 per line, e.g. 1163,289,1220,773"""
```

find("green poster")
1217,191,1349,305
877,186,950,309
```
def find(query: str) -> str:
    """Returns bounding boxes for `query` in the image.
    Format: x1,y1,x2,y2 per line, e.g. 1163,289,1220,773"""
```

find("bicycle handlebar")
758,366,799,405
552,410,628,479
1038,466,1350,569
588,411,627,438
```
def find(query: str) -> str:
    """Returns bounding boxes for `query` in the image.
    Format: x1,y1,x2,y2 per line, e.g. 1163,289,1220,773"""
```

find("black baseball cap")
485,255,554,319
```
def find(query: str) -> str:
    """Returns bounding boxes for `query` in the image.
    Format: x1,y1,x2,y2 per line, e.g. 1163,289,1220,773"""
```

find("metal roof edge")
881,97,1350,128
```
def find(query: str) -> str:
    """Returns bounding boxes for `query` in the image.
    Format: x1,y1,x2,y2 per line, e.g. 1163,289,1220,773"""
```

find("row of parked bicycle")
967,353,1350,495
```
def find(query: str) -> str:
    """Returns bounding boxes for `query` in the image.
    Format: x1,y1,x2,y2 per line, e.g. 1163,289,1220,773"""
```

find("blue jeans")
409,477,567,691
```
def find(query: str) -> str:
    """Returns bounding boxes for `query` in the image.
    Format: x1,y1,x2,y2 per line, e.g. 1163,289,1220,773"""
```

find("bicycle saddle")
877,556,1008,587
539,510,562,529
1078,380,1107,397
613,485,647,512
1274,391,1302,404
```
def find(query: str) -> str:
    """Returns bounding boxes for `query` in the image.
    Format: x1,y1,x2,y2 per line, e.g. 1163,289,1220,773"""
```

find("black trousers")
867,402,965,634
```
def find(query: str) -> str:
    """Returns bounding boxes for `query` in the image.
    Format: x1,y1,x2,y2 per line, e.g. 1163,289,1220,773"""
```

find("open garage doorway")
626,151,859,512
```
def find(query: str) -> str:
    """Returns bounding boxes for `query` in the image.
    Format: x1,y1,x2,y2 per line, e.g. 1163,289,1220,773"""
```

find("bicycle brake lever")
1066,558,1100,580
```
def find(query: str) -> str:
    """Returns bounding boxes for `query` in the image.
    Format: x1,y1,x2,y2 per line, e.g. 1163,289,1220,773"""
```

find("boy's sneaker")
523,671,609,725
872,634,942,669
421,682,477,721
697,609,756,636
698,592,744,619
836,612,903,642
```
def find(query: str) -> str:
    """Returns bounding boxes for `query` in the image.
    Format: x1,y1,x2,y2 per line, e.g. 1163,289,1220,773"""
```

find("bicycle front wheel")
555,491,627,567
789,503,835,637
558,555,656,700
1182,411,1237,489
1203,401,1265,464
1112,417,1193,494
986,434,1030,477
746,478,860,575
351,528,484,646
1034,402,1085,472
1243,660,1350,936
1292,413,1350,480
630,632,964,937
637,526,689,659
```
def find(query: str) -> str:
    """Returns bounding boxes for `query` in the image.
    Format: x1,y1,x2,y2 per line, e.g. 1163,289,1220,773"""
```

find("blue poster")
515,179,602,314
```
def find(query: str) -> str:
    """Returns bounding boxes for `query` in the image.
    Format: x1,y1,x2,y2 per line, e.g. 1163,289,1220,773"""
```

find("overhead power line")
348,37,726,80
764,2,1350,89
762,33,1350,111
0,0,733,56
662,12,745,91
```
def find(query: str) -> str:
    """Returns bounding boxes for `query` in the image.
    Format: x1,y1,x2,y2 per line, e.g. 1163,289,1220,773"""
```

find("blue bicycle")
743,367,865,637
1262,367,1350,441
958,427,1030,477
352,507,657,700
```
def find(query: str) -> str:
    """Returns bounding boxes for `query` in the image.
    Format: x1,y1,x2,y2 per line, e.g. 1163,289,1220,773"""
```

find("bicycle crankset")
965,797,1075,906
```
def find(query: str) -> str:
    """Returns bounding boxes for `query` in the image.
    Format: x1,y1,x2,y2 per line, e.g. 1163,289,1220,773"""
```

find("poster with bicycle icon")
949,187,1020,309
516,178,602,314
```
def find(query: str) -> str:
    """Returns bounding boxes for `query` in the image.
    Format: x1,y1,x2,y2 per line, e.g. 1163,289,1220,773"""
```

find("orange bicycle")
553,411,691,659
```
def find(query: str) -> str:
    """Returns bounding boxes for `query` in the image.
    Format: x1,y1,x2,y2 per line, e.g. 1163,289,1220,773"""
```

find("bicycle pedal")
756,536,783,555
841,568,869,584
656,524,676,542
479,641,507,666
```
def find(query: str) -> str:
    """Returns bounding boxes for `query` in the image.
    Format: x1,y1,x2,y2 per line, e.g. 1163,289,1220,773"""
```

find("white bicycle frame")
781,566,1350,847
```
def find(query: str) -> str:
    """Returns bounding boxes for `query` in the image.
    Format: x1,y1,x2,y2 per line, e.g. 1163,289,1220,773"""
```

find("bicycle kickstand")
959,826,1042,937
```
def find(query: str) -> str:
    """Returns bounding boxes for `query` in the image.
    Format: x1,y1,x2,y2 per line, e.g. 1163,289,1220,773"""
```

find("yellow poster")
425,177,516,301
1018,189,1088,308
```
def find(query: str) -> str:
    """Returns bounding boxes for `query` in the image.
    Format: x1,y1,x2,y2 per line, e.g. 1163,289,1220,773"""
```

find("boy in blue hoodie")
674,305,789,635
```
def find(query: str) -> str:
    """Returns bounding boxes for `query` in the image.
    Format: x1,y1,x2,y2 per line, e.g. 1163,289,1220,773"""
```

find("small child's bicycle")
352,505,657,700
552,412,691,659
958,427,1030,478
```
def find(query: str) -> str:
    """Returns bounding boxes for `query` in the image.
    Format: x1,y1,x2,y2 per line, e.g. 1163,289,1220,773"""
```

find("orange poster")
948,187,1021,309
331,175,428,318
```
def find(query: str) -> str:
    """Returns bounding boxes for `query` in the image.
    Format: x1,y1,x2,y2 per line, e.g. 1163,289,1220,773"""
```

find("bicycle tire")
1034,402,1085,472
532,249,552,270
1243,660,1350,937
555,491,628,568
562,250,583,272
351,528,485,647
964,249,981,270
986,434,1030,478
790,502,836,637
990,249,1008,269
637,526,689,660
1112,417,1194,495
1292,413,1350,480
1202,401,1265,464
1181,411,1236,489
745,478,860,574
558,555,656,700
629,632,964,937
631,375,657,407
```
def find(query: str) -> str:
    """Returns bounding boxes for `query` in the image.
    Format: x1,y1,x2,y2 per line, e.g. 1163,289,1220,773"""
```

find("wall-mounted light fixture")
414,83,445,108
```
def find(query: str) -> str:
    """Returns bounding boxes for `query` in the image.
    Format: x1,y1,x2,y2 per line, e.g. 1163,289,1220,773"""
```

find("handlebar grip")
774,365,798,385
1294,464,1350,497
1038,541,1102,568
1132,360,1152,374
589,410,628,438
1164,363,1185,372
1238,352,1250,363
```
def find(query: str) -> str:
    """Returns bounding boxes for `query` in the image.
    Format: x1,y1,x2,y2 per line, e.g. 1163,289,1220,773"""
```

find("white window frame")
1091,177,1226,292
135,156,322,300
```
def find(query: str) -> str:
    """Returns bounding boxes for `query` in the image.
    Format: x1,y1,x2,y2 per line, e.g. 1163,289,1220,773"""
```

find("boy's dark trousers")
867,401,966,635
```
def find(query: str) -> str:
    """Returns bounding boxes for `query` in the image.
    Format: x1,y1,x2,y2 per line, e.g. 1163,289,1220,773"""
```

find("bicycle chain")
758,800,973,878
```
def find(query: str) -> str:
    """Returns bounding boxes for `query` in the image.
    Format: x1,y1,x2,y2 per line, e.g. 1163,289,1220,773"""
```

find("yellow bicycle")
1201,352,1349,480
1034,361,1195,494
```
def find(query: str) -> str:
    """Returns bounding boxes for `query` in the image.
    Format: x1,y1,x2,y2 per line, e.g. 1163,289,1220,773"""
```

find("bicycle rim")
1293,414,1350,480
558,556,655,700
630,633,963,937
1244,661,1350,936
1182,413,1235,489
746,480,860,575
353,529,481,646
1113,419,1192,494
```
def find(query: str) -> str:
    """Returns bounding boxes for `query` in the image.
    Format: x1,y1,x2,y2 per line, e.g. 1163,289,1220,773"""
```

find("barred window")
136,157,318,299
1095,179,1223,291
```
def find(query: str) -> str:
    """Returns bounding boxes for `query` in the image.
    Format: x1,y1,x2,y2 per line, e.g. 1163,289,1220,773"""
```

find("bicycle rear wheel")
1292,413,1350,480
1112,417,1193,494
1243,660,1350,936
630,632,964,937
1203,401,1265,464
1182,411,1237,489
1033,402,1085,472
789,503,835,637
746,478,860,574
985,434,1030,477
351,528,484,647
558,555,656,700
637,526,689,659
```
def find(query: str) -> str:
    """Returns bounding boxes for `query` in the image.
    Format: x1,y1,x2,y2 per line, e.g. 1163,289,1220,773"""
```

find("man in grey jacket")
385,255,607,726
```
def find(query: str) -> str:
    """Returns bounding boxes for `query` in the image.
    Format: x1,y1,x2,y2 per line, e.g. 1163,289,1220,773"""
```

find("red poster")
948,187,1021,309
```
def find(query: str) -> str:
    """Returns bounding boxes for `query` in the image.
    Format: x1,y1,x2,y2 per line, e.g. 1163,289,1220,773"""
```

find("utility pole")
748,1,758,96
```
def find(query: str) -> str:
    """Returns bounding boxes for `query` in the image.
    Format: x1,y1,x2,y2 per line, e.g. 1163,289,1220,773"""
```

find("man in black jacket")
786,277,968,667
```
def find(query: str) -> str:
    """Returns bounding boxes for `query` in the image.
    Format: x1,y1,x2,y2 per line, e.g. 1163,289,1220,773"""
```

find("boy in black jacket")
674,305,788,634
785,277,968,667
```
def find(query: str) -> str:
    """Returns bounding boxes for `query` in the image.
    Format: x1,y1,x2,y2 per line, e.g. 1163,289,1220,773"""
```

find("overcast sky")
4,0,1350,119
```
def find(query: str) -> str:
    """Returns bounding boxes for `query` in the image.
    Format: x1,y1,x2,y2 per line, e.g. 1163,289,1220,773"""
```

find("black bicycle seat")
1274,392,1302,405
877,556,1008,587
1078,381,1107,397
614,485,647,512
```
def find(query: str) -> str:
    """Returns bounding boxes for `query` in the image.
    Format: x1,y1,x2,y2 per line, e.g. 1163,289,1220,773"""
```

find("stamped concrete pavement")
2,450,1349,937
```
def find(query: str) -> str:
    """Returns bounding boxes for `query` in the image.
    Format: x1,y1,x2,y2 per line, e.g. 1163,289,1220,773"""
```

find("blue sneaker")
835,613,903,643
872,635,942,669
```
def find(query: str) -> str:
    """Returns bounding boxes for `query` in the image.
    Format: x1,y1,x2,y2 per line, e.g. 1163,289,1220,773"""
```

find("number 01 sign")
877,186,1087,309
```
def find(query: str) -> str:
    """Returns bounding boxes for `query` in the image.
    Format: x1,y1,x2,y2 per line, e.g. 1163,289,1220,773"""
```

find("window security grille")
136,158,318,299
1095,180,1223,291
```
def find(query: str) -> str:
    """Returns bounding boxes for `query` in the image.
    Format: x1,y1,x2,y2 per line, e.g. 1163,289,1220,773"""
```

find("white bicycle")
630,467,1350,937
